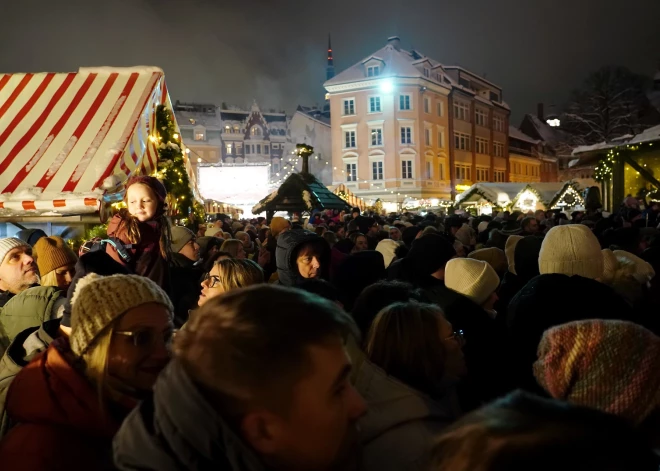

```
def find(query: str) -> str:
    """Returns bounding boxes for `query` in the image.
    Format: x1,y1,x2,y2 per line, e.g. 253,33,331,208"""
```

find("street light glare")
380,79,394,94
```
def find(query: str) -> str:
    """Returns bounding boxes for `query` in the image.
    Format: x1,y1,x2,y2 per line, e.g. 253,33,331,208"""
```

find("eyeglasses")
114,328,173,349
445,329,465,347
202,272,221,288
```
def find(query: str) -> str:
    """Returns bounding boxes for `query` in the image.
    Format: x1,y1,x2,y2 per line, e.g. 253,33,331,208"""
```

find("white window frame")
226,143,233,155
455,164,472,181
424,96,430,114
437,127,446,149
399,94,412,111
367,65,380,77
343,98,356,116
369,95,382,113
370,127,383,147
454,131,471,151
475,108,488,127
371,160,384,180
344,158,358,182
475,137,489,155
439,161,445,180
401,126,413,144
344,130,356,149
425,128,431,146
476,167,489,181
401,159,413,179
264,145,269,154
494,141,504,157
453,101,470,121
437,101,444,117
493,114,504,132
425,161,433,180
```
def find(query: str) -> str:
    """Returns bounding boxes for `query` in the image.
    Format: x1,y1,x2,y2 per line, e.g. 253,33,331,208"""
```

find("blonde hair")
220,239,243,258
80,324,115,411
39,270,59,288
213,258,264,292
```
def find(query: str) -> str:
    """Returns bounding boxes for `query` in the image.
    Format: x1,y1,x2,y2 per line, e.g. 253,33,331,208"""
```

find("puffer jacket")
0,337,126,470
113,359,267,471
275,229,329,287
0,286,63,356
0,318,60,438
354,358,461,471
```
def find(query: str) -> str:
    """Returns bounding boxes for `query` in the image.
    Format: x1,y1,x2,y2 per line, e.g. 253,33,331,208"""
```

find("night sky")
2,0,659,123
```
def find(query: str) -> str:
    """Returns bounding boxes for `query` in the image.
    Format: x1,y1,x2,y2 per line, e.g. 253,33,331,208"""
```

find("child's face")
126,183,158,222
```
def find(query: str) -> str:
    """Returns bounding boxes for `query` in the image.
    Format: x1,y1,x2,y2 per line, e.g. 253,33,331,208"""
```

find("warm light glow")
197,158,202,163
380,79,394,94
547,118,561,127
173,133,179,139
185,148,190,154
455,184,471,193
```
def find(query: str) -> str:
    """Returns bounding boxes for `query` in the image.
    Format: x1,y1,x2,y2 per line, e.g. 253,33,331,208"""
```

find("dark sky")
2,0,659,124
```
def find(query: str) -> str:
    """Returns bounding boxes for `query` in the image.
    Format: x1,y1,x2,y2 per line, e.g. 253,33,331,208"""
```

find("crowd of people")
0,175,658,470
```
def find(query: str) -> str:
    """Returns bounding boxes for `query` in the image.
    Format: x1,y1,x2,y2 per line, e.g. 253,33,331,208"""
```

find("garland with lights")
594,149,615,182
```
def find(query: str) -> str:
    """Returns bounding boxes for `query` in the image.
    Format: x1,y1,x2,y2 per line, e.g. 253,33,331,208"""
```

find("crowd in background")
0,175,658,470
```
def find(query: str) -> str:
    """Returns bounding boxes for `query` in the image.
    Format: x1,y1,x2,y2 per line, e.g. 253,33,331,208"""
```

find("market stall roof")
329,183,367,211
0,66,173,217
454,182,529,207
252,172,350,214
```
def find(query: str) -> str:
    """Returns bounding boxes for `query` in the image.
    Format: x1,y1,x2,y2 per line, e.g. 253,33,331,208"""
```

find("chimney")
537,103,545,121
387,36,401,50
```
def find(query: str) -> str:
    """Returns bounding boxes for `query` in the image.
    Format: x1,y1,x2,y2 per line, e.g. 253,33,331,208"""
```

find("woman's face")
199,263,225,306
108,302,173,393
353,236,368,252
55,264,75,291
439,316,467,379
237,244,247,259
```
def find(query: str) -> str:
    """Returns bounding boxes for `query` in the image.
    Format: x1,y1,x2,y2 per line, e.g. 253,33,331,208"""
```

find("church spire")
326,34,335,81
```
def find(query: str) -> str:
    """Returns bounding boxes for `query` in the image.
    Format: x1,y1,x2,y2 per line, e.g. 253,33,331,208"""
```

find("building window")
264,145,269,154
372,161,383,180
226,143,232,155
343,99,355,116
245,145,251,155
344,130,356,148
371,128,383,146
524,165,529,176
493,115,504,132
423,68,430,77
425,128,431,146
369,96,382,113
251,126,262,136
437,101,444,117
399,94,411,110
367,65,380,77
273,162,280,172
400,126,412,144
454,131,471,151
194,131,205,141
438,130,446,148
475,137,489,154
425,161,432,179
402,160,413,179
453,101,470,121
475,108,487,127
424,97,430,113
494,141,504,157
476,167,489,181
346,163,357,182
494,170,505,182
224,125,231,133
439,162,445,180
272,143,279,149
455,164,471,181
256,144,261,154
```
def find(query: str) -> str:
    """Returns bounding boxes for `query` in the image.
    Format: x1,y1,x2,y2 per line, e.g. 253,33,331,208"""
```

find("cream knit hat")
445,258,500,306
376,239,400,269
539,225,603,279
601,249,618,284
505,235,523,275
70,273,173,356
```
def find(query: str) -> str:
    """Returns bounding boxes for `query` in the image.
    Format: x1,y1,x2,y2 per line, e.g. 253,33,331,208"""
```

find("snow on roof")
454,182,529,206
572,124,660,155
530,182,575,205
628,124,660,144
571,141,616,156
526,114,566,146
509,126,540,145
442,66,502,91
0,67,170,217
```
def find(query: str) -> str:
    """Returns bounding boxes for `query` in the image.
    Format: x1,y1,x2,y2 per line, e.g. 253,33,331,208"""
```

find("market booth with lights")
0,66,203,245
571,125,660,211
454,182,584,215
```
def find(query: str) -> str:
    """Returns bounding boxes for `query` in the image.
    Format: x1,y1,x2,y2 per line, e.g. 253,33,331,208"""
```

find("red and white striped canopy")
0,66,168,217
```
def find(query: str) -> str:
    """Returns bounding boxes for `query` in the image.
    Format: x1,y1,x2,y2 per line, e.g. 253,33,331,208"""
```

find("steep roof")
296,105,331,126
509,125,540,145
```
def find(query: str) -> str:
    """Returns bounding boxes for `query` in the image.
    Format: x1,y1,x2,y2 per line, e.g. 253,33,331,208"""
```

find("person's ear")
240,410,283,455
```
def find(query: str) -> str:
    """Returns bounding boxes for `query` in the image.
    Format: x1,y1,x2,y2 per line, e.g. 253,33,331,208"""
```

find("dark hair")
334,238,354,255
366,302,449,398
296,278,340,304
351,281,423,338
203,250,232,273
521,217,537,231
323,231,338,247
175,285,358,417
430,391,659,471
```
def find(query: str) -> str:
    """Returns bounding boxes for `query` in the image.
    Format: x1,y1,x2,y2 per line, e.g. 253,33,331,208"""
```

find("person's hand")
258,247,271,267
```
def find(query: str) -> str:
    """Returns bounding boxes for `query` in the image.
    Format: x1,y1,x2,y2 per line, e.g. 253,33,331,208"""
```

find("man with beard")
114,284,367,471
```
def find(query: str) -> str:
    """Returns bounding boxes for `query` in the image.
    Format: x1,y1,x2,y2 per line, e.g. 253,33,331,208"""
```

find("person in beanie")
534,319,660,427
0,273,174,470
0,238,39,305
445,258,500,317
33,236,78,291
168,227,202,327
468,247,507,279
496,236,543,321
14,229,47,247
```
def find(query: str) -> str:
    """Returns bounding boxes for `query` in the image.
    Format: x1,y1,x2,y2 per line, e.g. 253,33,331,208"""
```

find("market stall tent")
0,66,189,219
330,183,367,211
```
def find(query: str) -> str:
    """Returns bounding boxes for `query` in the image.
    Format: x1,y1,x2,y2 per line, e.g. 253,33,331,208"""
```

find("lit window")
226,143,232,155
194,131,205,141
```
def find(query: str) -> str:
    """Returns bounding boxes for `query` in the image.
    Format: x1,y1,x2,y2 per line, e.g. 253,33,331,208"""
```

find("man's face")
527,219,539,233
179,239,200,262
0,247,39,294
389,228,402,241
353,236,368,252
368,223,379,236
336,227,346,239
296,245,322,279
255,338,367,471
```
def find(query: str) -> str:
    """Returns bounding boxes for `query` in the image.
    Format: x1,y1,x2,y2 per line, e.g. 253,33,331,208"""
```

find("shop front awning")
0,66,169,217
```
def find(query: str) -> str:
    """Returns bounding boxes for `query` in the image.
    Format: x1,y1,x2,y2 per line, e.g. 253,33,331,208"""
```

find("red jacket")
106,213,169,290
0,338,127,470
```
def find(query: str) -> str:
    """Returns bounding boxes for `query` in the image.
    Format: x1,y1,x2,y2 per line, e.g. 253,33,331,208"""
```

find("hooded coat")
113,359,267,471
0,337,124,470
354,358,461,471
275,229,329,287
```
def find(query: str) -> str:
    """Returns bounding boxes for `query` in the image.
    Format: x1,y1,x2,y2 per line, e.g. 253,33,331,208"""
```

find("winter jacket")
106,213,169,290
0,286,63,356
0,290,14,308
354,358,461,471
506,274,638,393
275,229,329,287
0,337,125,470
333,251,386,312
113,359,267,471
168,253,203,328
0,318,60,438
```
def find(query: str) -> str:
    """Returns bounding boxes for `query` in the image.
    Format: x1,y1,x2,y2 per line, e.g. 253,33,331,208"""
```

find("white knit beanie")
505,235,523,275
376,239,400,269
477,221,489,233
445,258,500,306
70,273,174,356
0,237,30,265
613,250,655,284
539,225,603,279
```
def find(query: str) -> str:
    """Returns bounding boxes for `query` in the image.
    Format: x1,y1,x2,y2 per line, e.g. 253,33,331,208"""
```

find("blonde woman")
33,236,77,291
220,239,247,259
198,258,264,306
0,273,174,469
